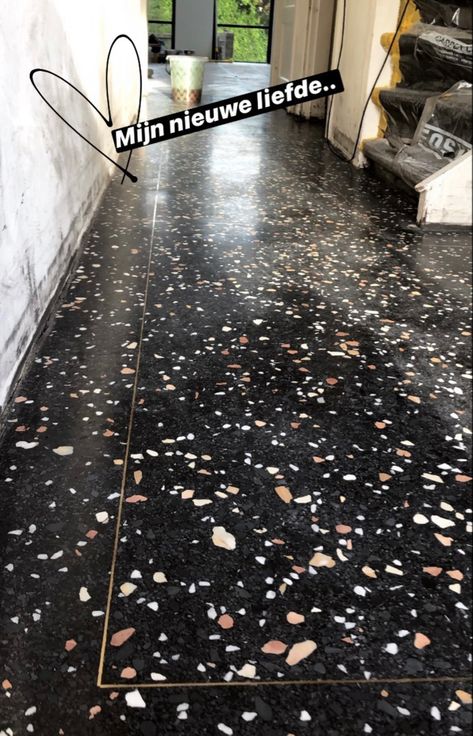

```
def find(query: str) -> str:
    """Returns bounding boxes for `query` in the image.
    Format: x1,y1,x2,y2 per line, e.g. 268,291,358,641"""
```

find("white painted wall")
0,0,147,413
175,0,215,57
327,0,401,166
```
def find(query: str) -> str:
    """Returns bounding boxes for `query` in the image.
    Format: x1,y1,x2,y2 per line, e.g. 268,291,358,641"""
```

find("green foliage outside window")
218,0,270,62
148,0,172,21
148,0,173,41
147,1,271,63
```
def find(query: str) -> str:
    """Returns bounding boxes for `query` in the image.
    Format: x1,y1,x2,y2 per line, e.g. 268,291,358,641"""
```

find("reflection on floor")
0,63,471,735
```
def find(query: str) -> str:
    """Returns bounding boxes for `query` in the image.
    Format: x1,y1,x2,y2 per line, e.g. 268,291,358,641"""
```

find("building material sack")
414,81,472,157
399,23,472,88
414,0,473,31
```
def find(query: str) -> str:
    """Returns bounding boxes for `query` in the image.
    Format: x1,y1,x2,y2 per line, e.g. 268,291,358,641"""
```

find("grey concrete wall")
0,0,148,412
175,0,215,57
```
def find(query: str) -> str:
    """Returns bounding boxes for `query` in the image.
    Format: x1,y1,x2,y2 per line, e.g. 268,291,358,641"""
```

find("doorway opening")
217,0,275,63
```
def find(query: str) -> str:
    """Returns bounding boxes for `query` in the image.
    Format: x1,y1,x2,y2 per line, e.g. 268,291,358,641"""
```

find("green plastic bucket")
168,55,208,105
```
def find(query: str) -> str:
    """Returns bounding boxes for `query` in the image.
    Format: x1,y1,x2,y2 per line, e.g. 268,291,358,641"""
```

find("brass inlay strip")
97,154,166,687
98,675,472,690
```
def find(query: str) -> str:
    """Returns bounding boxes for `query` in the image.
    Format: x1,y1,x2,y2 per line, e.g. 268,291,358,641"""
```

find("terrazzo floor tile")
0,64,471,734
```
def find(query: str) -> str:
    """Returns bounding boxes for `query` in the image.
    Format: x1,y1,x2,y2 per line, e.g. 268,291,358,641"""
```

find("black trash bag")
149,34,165,55
381,87,435,142
414,0,473,31
400,23,472,88
393,142,451,186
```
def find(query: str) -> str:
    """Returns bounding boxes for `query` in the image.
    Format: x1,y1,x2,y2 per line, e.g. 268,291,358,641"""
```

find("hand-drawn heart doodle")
30,34,142,184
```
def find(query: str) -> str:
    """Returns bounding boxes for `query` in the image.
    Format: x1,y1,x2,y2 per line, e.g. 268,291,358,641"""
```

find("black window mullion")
218,23,269,30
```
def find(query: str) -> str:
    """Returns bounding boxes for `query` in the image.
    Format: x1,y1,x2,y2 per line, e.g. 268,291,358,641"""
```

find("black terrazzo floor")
0,63,471,735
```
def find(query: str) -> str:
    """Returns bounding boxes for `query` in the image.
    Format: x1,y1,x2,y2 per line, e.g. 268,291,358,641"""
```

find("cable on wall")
326,0,411,163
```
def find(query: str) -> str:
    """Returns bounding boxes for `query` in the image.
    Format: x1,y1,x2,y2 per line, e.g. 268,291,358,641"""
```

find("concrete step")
366,83,471,187
364,138,448,190
378,81,472,148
